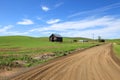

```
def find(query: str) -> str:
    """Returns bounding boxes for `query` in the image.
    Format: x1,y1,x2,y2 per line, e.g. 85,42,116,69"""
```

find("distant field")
0,36,99,68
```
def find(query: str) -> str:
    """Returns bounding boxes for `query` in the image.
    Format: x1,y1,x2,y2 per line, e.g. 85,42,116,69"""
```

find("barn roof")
51,34,62,37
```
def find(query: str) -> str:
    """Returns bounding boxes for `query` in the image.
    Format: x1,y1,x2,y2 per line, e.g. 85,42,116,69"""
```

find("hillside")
0,36,92,48
0,36,97,69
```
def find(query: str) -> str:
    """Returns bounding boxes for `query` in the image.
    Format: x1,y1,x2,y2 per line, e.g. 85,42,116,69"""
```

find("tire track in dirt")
11,43,120,80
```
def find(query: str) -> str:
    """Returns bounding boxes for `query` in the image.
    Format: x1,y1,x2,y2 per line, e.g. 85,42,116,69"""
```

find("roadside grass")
109,39,120,58
0,36,99,68
114,43,120,58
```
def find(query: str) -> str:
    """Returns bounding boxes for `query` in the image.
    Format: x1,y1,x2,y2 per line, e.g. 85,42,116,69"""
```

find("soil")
0,68,26,80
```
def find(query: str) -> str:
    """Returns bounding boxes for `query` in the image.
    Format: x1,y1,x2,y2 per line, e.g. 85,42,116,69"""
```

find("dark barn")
49,34,63,42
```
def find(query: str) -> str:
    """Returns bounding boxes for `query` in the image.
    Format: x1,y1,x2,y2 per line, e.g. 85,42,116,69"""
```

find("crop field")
0,36,98,69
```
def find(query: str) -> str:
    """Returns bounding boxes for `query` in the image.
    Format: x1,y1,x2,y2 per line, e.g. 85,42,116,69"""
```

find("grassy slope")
0,36,98,67
108,39,120,58
114,44,120,57
0,36,92,48
0,36,49,48
0,36,94,55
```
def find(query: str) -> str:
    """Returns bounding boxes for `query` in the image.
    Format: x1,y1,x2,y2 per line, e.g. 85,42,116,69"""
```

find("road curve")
11,44,120,80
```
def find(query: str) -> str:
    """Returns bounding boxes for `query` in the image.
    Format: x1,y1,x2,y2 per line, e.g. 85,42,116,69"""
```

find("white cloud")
0,25,30,36
36,16,42,20
0,25,13,33
69,2,120,18
46,19,61,24
6,31,29,35
41,6,50,12
17,19,34,25
30,16,120,39
55,2,64,8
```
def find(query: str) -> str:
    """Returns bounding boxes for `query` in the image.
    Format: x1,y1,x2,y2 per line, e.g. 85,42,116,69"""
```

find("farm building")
49,34,63,42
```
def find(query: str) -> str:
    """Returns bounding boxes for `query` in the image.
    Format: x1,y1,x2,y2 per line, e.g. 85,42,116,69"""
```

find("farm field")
0,36,98,76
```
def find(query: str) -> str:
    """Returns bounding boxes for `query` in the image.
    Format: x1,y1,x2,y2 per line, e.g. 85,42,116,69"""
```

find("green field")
110,39,120,58
0,36,94,55
114,44,120,57
0,36,99,68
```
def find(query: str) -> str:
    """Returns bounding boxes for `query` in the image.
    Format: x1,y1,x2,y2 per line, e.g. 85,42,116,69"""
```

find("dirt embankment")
7,44,120,80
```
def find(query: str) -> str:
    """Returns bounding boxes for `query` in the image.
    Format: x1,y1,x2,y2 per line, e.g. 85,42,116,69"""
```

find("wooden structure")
49,34,63,42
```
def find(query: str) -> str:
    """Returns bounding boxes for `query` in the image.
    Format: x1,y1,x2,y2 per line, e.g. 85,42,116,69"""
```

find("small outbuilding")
49,34,63,42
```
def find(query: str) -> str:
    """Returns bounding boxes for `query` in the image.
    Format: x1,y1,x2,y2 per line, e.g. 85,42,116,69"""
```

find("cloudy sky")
0,0,120,39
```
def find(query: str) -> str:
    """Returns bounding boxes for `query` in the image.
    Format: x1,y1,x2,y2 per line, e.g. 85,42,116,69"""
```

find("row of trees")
98,36,105,42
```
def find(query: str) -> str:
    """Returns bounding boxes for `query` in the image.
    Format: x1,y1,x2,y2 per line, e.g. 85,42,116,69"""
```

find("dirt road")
11,44,120,80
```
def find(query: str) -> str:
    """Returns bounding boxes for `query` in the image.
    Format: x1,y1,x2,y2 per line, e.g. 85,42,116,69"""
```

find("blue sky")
0,0,120,39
